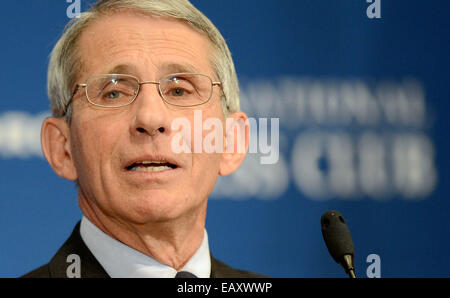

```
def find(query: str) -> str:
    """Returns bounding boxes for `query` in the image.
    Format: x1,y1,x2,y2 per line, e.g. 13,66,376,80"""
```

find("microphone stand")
341,255,356,278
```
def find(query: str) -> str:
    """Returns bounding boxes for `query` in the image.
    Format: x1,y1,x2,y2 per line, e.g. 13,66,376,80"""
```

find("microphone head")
321,210,355,265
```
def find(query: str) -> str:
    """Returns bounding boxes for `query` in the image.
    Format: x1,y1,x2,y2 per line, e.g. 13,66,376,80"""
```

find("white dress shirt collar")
79,216,211,278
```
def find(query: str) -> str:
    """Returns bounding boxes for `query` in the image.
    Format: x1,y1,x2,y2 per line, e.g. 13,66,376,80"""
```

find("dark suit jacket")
21,222,266,278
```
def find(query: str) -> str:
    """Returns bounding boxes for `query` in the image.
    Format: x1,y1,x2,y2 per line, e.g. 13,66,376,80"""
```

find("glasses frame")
63,72,222,115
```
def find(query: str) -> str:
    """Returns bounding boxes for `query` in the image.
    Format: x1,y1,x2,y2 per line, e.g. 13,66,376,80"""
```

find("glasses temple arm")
63,84,86,116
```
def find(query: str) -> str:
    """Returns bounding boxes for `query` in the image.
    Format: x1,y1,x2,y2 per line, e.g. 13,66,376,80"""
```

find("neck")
78,193,207,270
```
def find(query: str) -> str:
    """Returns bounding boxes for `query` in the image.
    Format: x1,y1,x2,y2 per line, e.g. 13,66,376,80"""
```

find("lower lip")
123,166,180,180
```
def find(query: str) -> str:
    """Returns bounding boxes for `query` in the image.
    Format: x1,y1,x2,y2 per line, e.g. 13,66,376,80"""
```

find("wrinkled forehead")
75,11,215,80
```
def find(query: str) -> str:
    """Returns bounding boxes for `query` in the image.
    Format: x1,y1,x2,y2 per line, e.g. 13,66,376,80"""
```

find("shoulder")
210,256,269,278
21,264,51,278
20,221,109,278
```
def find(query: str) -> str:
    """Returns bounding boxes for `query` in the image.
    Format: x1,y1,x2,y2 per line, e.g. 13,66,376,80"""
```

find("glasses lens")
160,73,213,106
86,75,139,107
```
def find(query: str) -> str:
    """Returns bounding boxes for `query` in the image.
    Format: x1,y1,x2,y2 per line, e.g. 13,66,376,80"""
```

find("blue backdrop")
0,0,449,278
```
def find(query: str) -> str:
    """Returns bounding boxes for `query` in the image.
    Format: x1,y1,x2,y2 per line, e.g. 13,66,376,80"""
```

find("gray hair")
48,0,240,122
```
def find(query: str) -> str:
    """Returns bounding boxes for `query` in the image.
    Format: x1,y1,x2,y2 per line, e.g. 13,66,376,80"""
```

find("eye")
171,89,185,97
165,77,194,97
106,90,121,99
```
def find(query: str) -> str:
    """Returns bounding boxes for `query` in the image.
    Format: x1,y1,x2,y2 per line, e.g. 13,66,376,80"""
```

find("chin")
119,194,188,223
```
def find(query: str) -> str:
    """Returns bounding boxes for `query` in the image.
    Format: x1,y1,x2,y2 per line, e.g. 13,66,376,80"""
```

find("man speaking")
23,0,262,278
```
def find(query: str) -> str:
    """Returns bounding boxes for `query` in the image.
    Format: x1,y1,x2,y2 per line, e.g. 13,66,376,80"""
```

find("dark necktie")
175,271,198,278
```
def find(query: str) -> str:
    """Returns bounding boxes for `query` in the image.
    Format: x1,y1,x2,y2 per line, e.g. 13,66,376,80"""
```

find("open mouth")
126,160,178,172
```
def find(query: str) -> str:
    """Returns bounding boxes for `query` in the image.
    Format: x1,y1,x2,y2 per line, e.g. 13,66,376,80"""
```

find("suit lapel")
48,221,109,278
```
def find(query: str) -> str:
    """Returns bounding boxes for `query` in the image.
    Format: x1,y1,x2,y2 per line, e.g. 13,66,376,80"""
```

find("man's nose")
129,83,171,137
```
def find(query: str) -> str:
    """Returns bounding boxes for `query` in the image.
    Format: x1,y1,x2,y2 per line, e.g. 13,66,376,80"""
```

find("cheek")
189,124,224,191
70,118,118,179
174,108,224,193
187,152,221,198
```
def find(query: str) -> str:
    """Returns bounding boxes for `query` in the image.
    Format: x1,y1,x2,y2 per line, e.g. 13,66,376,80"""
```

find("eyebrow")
103,62,200,77
160,62,199,74
105,64,138,75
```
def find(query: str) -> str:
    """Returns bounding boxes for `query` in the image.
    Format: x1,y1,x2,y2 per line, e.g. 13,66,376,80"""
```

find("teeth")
130,165,172,172
141,161,165,164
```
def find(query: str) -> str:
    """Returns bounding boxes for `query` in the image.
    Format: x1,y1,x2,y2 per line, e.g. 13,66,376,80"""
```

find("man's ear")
219,112,249,176
41,117,78,181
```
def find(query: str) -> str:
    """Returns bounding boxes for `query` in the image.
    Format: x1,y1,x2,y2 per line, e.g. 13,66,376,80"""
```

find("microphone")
320,210,356,278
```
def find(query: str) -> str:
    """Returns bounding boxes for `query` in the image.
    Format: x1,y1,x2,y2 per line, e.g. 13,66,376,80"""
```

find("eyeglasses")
64,73,222,114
